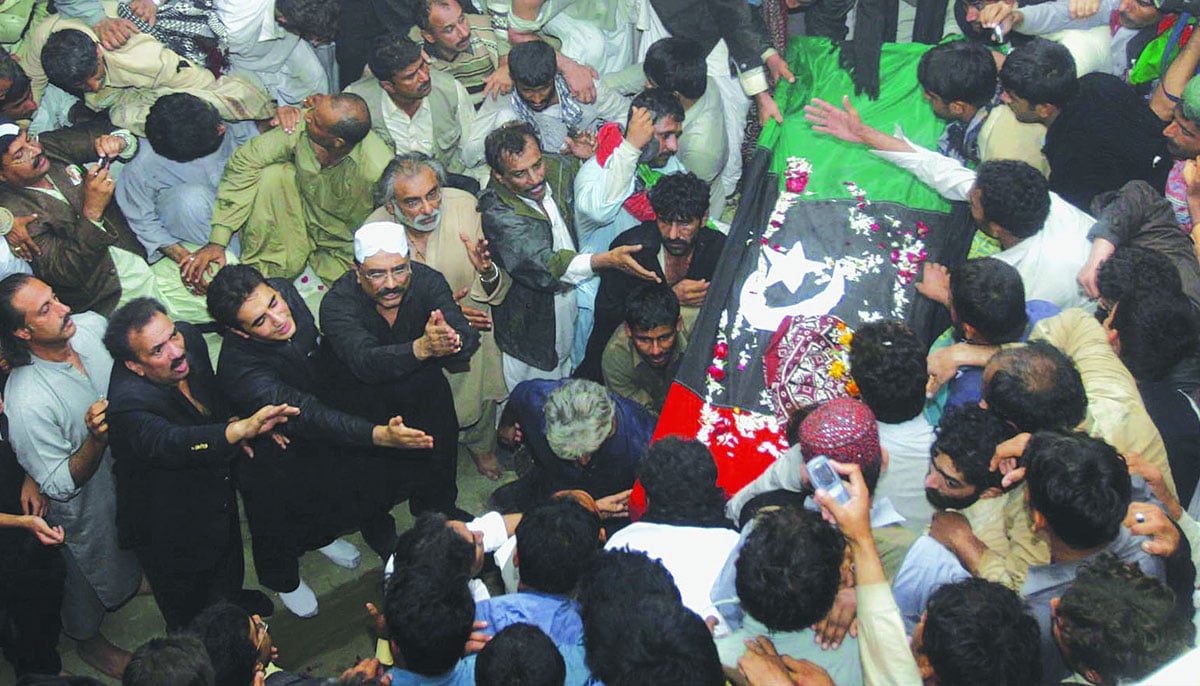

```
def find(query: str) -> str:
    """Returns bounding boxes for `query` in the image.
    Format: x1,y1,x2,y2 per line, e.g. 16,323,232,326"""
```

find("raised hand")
93,134,128,160
917,262,951,307
380,415,434,450
416,309,463,359
562,130,597,160
482,65,514,100
129,0,158,25
453,286,492,331
269,105,302,134
766,53,796,86
85,399,109,441
595,489,632,519
804,96,868,144
82,165,117,222
25,515,65,546
625,106,655,150
181,243,228,293
757,92,784,127
672,278,709,307
93,17,139,51
561,58,598,104
989,432,1032,488
594,244,661,283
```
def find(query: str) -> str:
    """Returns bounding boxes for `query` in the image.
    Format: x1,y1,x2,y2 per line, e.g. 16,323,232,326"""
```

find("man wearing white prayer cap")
320,219,481,524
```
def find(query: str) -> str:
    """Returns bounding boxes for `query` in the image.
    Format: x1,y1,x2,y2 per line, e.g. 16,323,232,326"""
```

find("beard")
395,207,441,233
925,487,981,511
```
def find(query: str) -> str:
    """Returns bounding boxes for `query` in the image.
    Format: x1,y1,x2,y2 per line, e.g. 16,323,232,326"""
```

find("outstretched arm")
804,96,914,153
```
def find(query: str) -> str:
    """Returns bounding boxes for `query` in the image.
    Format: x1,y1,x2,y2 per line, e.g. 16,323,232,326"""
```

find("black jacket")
107,322,239,569
479,153,581,371
578,219,726,380
216,279,376,449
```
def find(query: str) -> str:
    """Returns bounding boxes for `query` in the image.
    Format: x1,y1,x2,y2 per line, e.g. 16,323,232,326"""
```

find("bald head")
326,93,371,146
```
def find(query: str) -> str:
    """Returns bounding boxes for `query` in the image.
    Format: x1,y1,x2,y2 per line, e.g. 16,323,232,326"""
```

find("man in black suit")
103,297,297,630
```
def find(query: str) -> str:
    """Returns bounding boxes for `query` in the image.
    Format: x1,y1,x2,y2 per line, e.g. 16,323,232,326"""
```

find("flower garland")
696,156,927,451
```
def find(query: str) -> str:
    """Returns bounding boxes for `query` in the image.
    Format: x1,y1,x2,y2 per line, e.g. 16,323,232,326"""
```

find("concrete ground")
1,447,514,684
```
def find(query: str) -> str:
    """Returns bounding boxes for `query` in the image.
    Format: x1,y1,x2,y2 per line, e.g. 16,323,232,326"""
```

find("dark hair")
933,405,1013,492
983,341,1087,432
186,602,257,686
1057,553,1195,683
145,94,224,163
917,40,998,109
647,172,708,224
205,265,267,331
508,41,557,89
579,549,681,618
368,35,424,82
415,0,454,33
626,88,685,130
326,93,371,146
1025,431,1131,549
975,160,1051,240
848,320,926,423
624,283,679,332
998,37,1078,108
41,29,99,95
735,506,844,631
383,563,475,676
1096,246,1182,306
639,437,731,528
515,498,601,594
102,298,168,365
643,38,707,100
475,624,566,686
275,0,339,42
0,273,34,367
921,578,1041,686
122,636,215,686
0,49,32,115
390,512,475,577
950,258,1028,343
485,122,538,174
589,597,724,686
1111,285,1198,381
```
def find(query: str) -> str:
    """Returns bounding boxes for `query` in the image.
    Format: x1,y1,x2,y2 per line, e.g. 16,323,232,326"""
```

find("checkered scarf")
117,1,227,72
509,74,584,142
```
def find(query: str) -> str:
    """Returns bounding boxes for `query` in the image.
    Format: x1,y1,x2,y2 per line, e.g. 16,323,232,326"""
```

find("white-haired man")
490,378,656,521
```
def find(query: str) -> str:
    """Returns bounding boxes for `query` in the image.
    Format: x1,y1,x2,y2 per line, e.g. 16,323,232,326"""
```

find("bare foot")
472,450,504,481
78,634,131,679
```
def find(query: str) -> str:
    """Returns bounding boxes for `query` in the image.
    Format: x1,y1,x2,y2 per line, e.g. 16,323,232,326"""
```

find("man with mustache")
102,298,298,630
347,37,479,181
365,153,509,479
0,274,141,677
580,170,724,381
320,220,480,517
601,283,687,415
478,122,658,388
0,117,142,315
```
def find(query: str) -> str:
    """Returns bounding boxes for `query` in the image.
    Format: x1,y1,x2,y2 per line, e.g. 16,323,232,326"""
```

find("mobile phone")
807,456,850,505
992,24,1005,43
98,155,113,170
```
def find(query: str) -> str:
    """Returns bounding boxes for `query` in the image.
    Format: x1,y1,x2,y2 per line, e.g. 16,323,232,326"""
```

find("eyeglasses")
399,186,441,211
361,263,411,284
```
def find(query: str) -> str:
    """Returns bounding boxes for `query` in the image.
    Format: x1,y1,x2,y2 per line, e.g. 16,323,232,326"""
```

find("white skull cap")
354,221,409,262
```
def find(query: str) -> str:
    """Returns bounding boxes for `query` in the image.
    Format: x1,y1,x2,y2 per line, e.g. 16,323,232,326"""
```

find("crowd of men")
2,0,1200,684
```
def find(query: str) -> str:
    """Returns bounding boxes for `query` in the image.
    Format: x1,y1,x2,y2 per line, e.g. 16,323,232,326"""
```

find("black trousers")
136,518,245,631
0,534,65,676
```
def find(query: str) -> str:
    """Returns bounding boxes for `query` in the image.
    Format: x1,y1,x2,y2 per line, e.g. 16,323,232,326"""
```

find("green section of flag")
759,37,953,213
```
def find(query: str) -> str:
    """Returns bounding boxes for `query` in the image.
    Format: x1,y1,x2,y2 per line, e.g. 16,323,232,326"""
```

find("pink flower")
785,172,808,194
713,342,728,359
870,223,880,231
707,365,726,381
890,249,900,264
916,221,929,238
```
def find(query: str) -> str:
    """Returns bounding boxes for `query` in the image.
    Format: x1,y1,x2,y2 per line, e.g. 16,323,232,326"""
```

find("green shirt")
601,326,687,414
210,120,393,284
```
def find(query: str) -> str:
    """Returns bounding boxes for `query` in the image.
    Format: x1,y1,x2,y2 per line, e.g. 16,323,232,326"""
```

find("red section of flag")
630,382,787,520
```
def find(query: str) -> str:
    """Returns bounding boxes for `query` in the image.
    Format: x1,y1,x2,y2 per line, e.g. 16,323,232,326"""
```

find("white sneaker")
278,579,318,618
317,537,361,569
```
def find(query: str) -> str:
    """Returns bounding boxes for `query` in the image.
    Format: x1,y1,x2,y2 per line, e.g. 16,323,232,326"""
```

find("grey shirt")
5,311,141,606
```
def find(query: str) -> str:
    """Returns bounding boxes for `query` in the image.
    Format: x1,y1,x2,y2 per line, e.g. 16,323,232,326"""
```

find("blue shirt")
475,591,584,646
386,657,476,686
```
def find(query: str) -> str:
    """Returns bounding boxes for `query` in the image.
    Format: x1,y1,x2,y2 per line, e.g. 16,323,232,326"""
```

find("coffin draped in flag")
638,37,977,514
